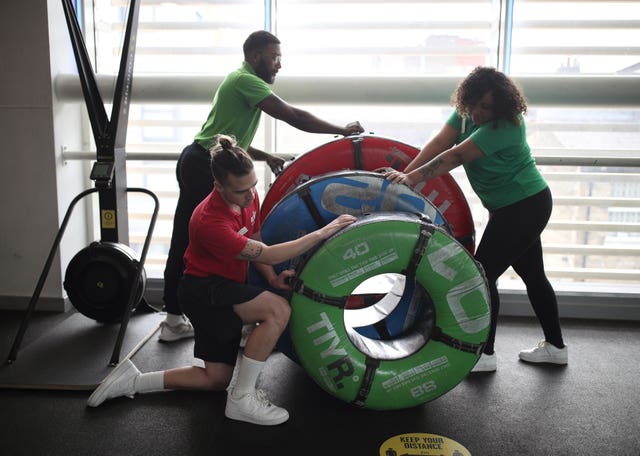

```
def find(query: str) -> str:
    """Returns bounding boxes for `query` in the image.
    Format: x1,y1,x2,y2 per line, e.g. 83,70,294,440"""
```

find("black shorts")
178,274,265,364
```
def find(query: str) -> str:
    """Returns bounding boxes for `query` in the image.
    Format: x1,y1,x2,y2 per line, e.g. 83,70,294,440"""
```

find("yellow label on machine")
101,210,116,229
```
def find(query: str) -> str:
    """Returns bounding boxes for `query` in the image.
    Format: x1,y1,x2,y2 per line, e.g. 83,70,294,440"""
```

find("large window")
92,0,264,75
509,0,640,74
70,0,640,293
275,0,499,76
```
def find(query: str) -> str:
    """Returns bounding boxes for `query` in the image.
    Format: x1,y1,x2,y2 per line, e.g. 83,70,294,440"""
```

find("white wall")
0,0,89,311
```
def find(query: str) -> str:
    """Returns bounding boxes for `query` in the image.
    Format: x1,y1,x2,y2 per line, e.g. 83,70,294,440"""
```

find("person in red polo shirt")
88,134,356,425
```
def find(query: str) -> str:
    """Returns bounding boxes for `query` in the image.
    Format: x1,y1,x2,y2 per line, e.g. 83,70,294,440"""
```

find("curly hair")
243,30,280,59
451,66,527,126
209,134,254,185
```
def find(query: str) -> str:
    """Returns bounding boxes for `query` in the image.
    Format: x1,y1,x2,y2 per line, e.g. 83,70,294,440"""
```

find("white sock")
134,371,166,393
165,313,184,326
231,355,265,399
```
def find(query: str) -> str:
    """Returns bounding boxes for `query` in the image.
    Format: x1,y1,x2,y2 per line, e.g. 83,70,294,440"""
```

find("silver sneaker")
158,316,194,342
519,340,568,364
87,359,140,407
225,389,289,425
471,353,497,372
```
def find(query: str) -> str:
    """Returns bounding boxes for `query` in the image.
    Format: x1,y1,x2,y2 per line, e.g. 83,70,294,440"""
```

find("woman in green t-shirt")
385,67,567,372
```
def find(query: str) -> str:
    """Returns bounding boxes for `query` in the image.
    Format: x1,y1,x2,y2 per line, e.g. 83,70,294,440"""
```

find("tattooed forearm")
240,240,263,259
418,157,444,180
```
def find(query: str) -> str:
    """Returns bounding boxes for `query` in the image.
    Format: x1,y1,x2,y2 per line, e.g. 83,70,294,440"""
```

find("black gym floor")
0,309,638,455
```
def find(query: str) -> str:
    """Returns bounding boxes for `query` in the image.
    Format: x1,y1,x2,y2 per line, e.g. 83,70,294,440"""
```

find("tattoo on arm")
239,240,263,260
418,157,444,180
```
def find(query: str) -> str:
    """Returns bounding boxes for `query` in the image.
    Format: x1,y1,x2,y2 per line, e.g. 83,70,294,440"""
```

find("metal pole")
5,189,99,364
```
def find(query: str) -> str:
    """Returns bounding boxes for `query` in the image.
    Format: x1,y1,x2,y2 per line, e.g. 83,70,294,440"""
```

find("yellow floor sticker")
379,432,471,456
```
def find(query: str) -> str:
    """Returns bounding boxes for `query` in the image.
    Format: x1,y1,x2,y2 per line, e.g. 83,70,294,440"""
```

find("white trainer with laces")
158,316,195,342
87,359,140,407
225,389,289,425
519,340,568,364
471,353,497,372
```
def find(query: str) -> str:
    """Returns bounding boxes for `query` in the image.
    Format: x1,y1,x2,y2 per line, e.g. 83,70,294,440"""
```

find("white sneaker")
471,353,497,372
519,341,568,364
158,316,194,342
88,359,140,407
225,389,289,425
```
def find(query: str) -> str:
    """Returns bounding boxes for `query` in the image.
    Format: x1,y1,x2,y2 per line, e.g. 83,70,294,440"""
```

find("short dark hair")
243,30,280,59
209,134,254,185
451,66,528,126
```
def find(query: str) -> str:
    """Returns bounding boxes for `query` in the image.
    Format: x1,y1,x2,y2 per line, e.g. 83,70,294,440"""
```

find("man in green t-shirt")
160,30,364,341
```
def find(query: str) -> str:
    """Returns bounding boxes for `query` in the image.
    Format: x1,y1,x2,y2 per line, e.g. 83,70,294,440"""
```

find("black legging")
163,142,214,315
474,186,564,354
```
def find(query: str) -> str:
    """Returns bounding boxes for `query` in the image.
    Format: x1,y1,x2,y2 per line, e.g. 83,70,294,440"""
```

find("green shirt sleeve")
234,72,273,108
194,62,273,150
447,110,547,210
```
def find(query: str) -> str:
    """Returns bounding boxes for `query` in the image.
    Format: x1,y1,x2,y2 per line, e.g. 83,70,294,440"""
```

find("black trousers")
474,186,564,354
163,142,213,315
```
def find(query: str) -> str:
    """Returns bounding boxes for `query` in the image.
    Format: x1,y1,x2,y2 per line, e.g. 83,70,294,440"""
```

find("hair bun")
214,134,237,153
